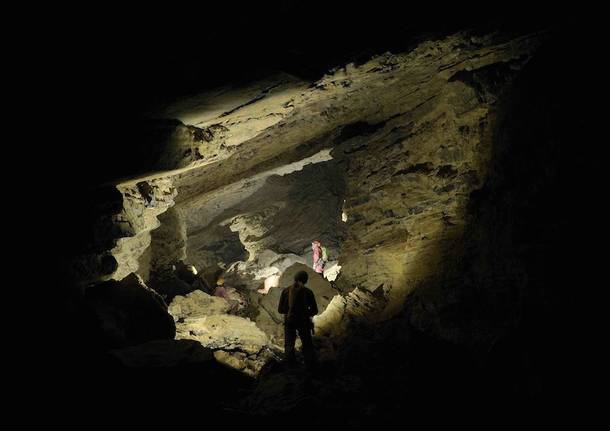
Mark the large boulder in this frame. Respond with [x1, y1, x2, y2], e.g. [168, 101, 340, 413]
[84, 273, 176, 349]
[176, 314, 279, 376]
[168, 290, 230, 321]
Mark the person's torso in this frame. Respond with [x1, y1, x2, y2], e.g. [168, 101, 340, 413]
[285, 285, 312, 324]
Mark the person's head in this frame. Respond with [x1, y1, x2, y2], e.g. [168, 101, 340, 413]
[294, 271, 309, 285]
[216, 276, 225, 286]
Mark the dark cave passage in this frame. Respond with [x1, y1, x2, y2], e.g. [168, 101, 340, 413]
[49, 19, 597, 423]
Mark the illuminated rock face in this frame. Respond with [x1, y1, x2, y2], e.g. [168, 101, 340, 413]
[175, 314, 279, 377]
[319, 68, 505, 344]
[168, 290, 230, 320]
[166, 289, 283, 375]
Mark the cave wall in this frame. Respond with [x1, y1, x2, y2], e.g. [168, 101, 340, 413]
[325, 63, 529, 346]
[332, 75, 497, 313]
[314, 31, 593, 395]
[314, 33, 595, 408]
[313, 39, 547, 341]
[404, 34, 594, 360]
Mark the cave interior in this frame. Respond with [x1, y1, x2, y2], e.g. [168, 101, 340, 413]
[47, 5, 599, 423]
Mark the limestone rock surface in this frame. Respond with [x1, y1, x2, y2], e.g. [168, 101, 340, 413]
[168, 290, 230, 321]
[176, 314, 280, 376]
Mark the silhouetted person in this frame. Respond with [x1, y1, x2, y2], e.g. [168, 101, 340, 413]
[278, 271, 318, 368]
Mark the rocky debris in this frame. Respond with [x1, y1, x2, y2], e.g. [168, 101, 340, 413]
[83, 273, 176, 348]
[168, 290, 230, 321]
[108, 339, 214, 368]
[176, 314, 280, 376]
